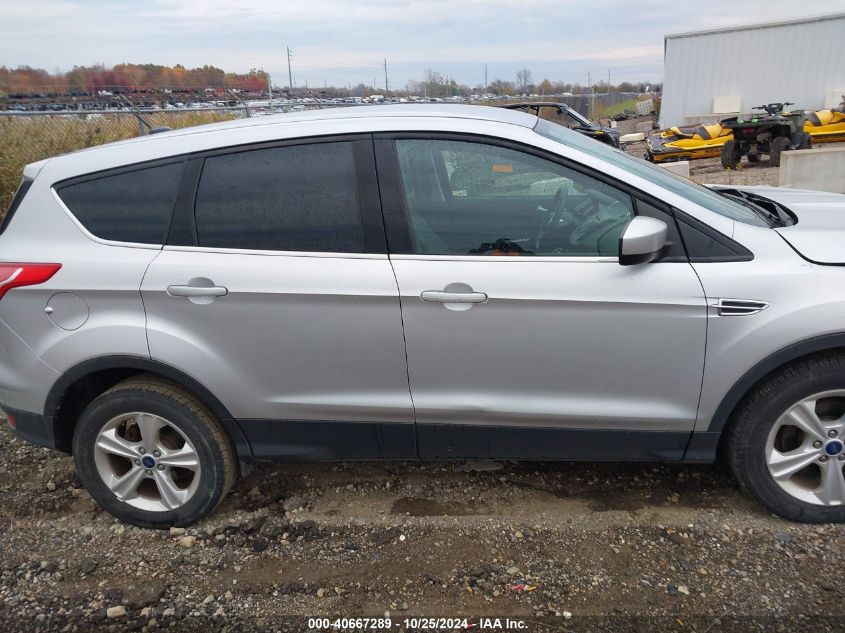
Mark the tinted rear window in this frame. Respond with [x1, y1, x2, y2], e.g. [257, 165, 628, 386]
[57, 163, 182, 244]
[194, 142, 364, 252]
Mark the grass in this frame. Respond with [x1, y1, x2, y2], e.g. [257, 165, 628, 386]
[596, 98, 638, 119]
[0, 110, 242, 217]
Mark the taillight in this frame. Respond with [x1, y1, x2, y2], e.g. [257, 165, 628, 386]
[0, 263, 61, 301]
[5, 412, 15, 429]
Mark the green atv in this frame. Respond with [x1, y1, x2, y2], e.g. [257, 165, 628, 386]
[720, 102, 811, 169]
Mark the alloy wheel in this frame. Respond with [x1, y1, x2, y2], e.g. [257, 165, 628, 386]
[93, 412, 202, 512]
[765, 390, 845, 506]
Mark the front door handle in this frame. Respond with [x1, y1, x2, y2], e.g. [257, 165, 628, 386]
[167, 285, 228, 298]
[421, 290, 487, 304]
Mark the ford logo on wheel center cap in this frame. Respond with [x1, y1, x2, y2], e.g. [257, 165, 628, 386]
[824, 440, 844, 456]
[141, 455, 156, 469]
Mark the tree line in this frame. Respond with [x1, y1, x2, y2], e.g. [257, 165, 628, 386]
[405, 68, 658, 98]
[0, 63, 660, 99]
[0, 64, 270, 95]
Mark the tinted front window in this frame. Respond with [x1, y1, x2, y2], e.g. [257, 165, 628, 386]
[395, 139, 633, 256]
[194, 142, 364, 252]
[58, 163, 182, 243]
[534, 119, 769, 227]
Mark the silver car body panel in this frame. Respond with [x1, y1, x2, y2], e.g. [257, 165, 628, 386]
[689, 216, 845, 433]
[0, 175, 155, 415]
[391, 256, 707, 430]
[710, 185, 845, 264]
[0, 318, 60, 413]
[2, 105, 844, 457]
[141, 249, 413, 423]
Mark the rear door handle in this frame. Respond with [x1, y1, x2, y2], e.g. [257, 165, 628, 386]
[167, 285, 228, 297]
[421, 290, 487, 304]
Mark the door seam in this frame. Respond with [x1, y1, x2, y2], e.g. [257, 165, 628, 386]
[371, 137, 419, 456]
[684, 260, 711, 455]
[138, 248, 165, 360]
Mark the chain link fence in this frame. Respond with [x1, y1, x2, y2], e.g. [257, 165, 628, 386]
[483, 92, 637, 119]
[0, 107, 261, 214]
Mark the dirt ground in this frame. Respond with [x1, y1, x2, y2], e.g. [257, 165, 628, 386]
[1, 416, 844, 633]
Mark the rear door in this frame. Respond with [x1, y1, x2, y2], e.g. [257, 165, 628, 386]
[141, 136, 415, 458]
[376, 134, 708, 460]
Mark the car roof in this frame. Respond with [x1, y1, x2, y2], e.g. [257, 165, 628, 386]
[136, 104, 537, 141]
[36, 105, 546, 181]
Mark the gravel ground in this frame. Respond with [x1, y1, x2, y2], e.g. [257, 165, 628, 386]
[1, 416, 844, 632]
[3, 132, 845, 632]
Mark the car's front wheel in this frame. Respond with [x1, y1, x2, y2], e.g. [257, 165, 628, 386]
[72, 375, 237, 528]
[727, 354, 845, 523]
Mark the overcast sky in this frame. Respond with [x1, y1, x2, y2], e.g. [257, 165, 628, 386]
[3, 1, 843, 89]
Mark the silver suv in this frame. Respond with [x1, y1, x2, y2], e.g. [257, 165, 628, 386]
[3, 105, 845, 527]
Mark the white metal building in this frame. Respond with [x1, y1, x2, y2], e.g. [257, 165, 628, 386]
[659, 12, 845, 128]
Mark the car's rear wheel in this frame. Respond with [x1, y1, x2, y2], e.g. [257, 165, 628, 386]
[72, 375, 237, 528]
[727, 354, 845, 523]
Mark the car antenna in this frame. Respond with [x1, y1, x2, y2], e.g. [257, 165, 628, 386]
[223, 88, 254, 117]
[116, 94, 171, 135]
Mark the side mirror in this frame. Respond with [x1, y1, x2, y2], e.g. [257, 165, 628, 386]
[619, 216, 668, 266]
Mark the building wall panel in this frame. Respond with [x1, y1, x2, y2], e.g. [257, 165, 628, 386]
[660, 14, 845, 128]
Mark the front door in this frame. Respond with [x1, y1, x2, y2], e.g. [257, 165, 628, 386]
[378, 136, 707, 460]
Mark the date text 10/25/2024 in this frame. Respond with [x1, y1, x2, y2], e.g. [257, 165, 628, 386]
[307, 617, 542, 630]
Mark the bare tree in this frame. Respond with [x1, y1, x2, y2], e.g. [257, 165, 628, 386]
[490, 79, 515, 96]
[516, 68, 533, 94]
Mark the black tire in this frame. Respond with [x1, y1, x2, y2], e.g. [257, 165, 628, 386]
[726, 354, 845, 523]
[769, 136, 790, 166]
[798, 132, 812, 150]
[720, 140, 739, 169]
[72, 374, 237, 528]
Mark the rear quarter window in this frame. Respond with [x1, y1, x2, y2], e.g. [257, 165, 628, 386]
[57, 162, 183, 244]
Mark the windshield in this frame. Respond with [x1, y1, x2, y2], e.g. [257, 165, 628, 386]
[560, 105, 592, 127]
[533, 118, 770, 227]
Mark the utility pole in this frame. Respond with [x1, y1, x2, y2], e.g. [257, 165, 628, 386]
[287, 46, 293, 90]
[384, 58, 388, 93]
[267, 73, 272, 109]
[484, 64, 488, 95]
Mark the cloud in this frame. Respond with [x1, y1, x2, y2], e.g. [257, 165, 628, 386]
[0, 0, 833, 86]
